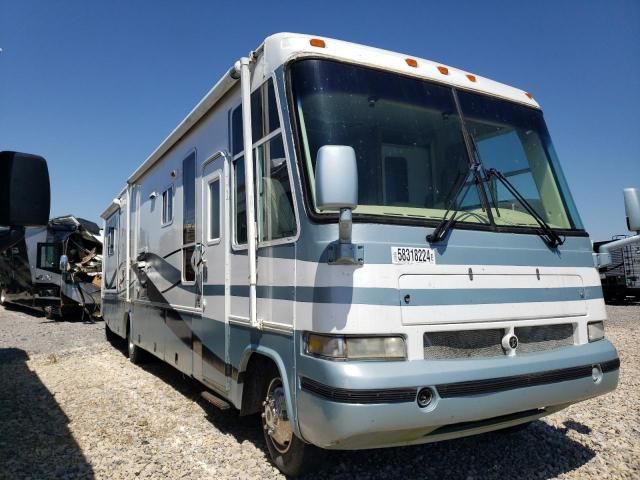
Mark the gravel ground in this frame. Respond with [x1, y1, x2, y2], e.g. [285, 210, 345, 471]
[0, 303, 638, 479]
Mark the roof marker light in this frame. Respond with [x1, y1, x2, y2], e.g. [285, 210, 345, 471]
[405, 58, 418, 68]
[525, 92, 534, 99]
[437, 66, 449, 75]
[310, 38, 326, 48]
[466, 74, 477, 82]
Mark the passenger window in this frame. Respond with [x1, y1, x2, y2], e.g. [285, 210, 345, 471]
[257, 136, 296, 241]
[161, 186, 173, 225]
[231, 77, 295, 246]
[209, 179, 220, 241]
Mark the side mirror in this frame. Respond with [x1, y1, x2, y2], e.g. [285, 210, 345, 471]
[315, 145, 358, 211]
[59, 255, 69, 272]
[0, 151, 50, 226]
[315, 146, 363, 265]
[624, 187, 640, 233]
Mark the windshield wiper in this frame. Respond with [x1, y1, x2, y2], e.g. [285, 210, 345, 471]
[427, 162, 479, 244]
[485, 168, 564, 248]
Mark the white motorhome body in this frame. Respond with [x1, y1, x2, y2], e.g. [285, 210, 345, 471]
[101, 33, 619, 475]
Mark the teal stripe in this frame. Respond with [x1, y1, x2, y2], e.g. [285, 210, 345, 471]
[204, 284, 602, 306]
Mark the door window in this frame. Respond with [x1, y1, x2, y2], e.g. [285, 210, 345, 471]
[182, 152, 196, 282]
[208, 178, 221, 242]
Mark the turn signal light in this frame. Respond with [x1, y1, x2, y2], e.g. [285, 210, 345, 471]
[309, 38, 326, 48]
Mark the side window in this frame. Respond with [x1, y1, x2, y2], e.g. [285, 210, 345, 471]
[161, 186, 173, 225]
[231, 77, 295, 246]
[208, 178, 220, 241]
[107, 227, 115, 256]
[37, 243, 59, 271]
[182, 152, 196, 282]
[233, 157, 247, 244]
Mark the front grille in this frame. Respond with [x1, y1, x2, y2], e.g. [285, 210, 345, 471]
[424, 329, 504, 359]
[515, 324, 574, 353]
[300, 377, 417, 404]
[424, 324, 576, 359]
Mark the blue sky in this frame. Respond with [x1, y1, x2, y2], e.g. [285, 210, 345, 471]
[1, 0, 638, 241]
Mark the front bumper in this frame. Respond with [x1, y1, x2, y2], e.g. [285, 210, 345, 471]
[296, 340, 619, 449]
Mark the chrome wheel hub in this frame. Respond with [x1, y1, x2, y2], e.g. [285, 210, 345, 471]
[262, 378, 293, 453]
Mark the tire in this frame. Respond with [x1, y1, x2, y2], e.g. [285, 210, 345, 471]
[261, 369, 323, 477]
[44, 306, 56, 320]
[105, 322, 116, 344]
[126, 318, 144, 364]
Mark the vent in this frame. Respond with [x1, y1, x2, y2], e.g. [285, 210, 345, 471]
[515, 324, 574, 353]
[424, 330, 504, 359]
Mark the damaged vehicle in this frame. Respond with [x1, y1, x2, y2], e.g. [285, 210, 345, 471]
[0, 215, 102, 319]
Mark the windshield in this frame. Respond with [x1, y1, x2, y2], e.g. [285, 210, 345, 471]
[290, 59, 584, 231]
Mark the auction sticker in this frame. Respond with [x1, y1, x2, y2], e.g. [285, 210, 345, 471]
[391, 247, 436, 265]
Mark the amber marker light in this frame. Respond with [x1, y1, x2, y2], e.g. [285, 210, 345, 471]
[466, 74, 477, 82]
[437, 66, 449, 75]
[405, 58, 418, 68]
[525, 92, 534, 99]
[309, 38, 326, 48]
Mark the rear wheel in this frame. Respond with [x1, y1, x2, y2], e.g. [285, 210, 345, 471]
[261, 371, 322, 476]
[126, 319, 144, 364]
[105, 322, 116, 344]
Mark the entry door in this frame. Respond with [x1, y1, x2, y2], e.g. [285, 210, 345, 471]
[199, 154, 229, 390]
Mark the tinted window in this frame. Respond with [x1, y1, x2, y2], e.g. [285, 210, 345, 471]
[37, 243, 59, 271]
[209, 180, 220, 241]
[182, 152, 196, 281]
[234, 157, 247, 245]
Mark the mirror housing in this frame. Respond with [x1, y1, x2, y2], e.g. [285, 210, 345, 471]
[624, 187, 640, 233]
[315, 145, 358, 211]
[59, 254, 69, 272]
[0, 151, 50, 227]
[315, 146, 363, 265]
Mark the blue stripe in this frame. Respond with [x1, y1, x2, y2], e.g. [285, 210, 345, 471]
[209, 284, 602, 306]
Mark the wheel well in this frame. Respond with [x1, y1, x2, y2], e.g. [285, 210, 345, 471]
[240, 353, 279, 416]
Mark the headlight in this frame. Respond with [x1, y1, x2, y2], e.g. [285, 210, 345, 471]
[587, 321, 605, 342]
[305, 333, 406, 360]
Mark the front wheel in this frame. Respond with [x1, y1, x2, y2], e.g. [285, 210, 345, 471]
[126, 319, 144, 364]
[262, 373, 322, 476]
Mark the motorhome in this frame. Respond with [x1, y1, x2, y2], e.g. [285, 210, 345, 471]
[101, 33, 622, 475]
[0, 215, 102, 319]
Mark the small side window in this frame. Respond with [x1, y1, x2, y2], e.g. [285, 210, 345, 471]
[37, 243, 59, 271]
[107, 227, 115, 256]
[208, 179, 220, 241]
[233, 157, 247, 245]
[161, 186, 173, 225]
